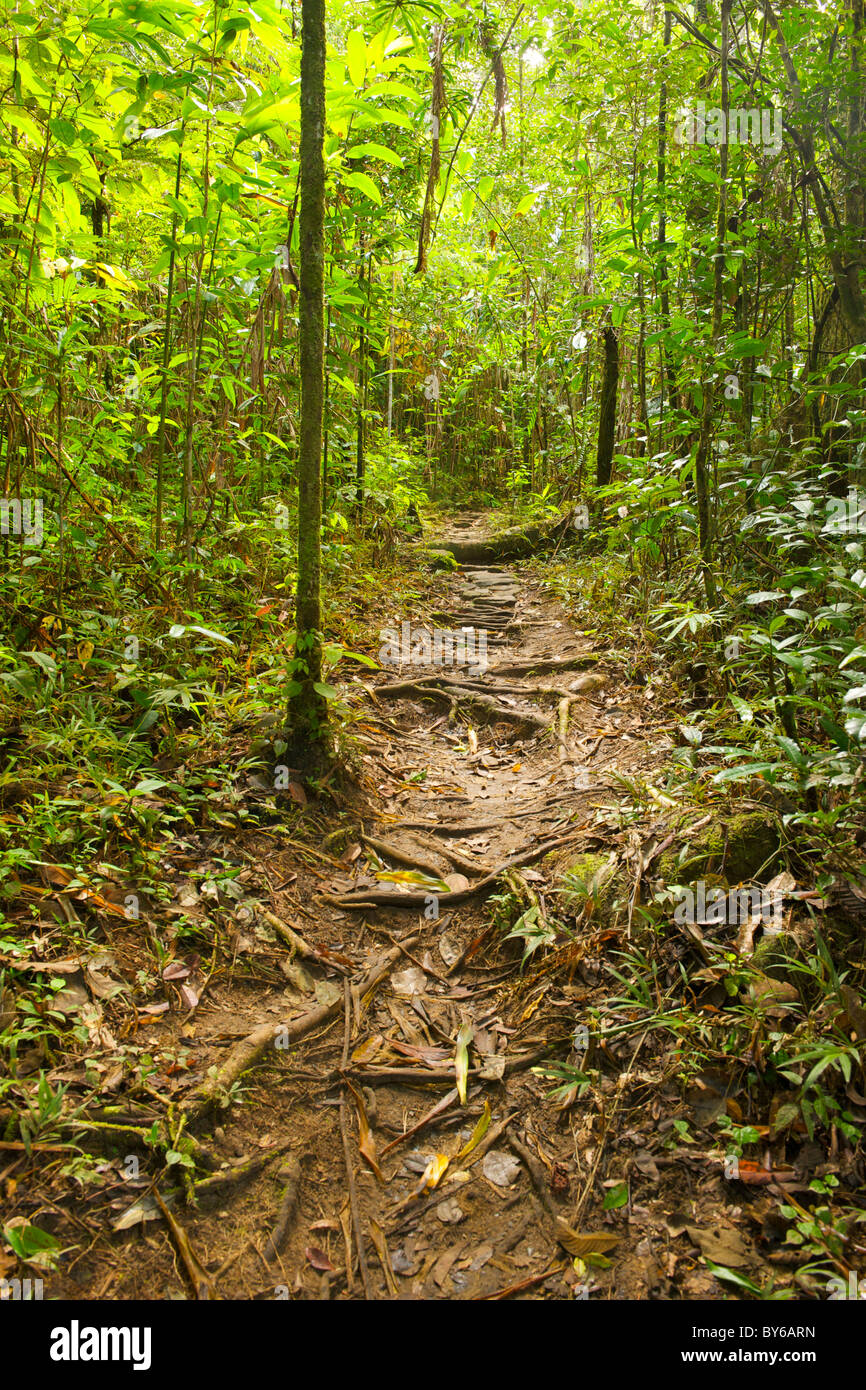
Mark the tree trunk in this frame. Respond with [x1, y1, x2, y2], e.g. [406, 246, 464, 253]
[693, 0, 730, 607]
[656, 8, 680, 417]
[595, 323, 619, 487]
[289, 0, 327, 759]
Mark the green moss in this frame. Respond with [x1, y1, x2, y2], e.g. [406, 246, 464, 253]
[657, 811, 781, 886]
[564, 852, 625, 921]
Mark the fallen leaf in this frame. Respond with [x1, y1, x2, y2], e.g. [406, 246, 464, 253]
[454, 1022, 474, 1105]
[456, 1101, 491, 1161]
[482, 1149, 521, 1187]
[436, 1198, 464, 1224]
[113, 1194, 174, 1230]
[554, 1221, 620, 1257]
[392, 966, 427, 997]
[179, 983, 199, 1011]
[347, 1081, 383, 1182]
[305, 1246, 335, 1273]
[685, 1224, 752, 1268]
[420, 1153, 450, 1193]
[162, 961, 190, 981]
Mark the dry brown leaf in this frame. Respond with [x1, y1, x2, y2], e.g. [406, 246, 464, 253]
[347, 1080, 383, 1182]
[554, 1219, 620, 1257]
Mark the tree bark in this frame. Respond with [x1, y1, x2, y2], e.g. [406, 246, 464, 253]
[692, 0, 729, 608]
[595, 323, 619, 487]
[290, 0, 327, 758]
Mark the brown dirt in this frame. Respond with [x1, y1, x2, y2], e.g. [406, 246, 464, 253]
[2, 513, 772, 1302]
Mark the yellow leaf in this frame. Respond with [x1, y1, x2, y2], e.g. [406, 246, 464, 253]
[351, 1033, 386, 1064]
[376, 869, 451, 892]
[555, 1219, 620, 1257]
[454, 1022, 473, 1104]
[90, 262, 137, 292]
[347, 1081, 382, 1182]
[520, 994, 543, 1024]
[420, 1153, 450, 1192]
[77, 640, 94, 668]
[456, 1100, 490, 1161]
[369, 1219, 399, 1295]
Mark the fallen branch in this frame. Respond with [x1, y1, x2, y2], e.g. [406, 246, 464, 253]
[349, 1045, 554, 1088]
[154, 1190, 215, 1299]
[379, 1088, 459, 1156]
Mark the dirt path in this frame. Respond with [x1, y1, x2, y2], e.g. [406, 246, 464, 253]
[57, 514, 681, 1301]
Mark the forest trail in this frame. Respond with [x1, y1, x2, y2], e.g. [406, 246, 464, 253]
[54, 511, 732, 1303]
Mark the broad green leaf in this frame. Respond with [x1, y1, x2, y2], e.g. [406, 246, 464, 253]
[603, 1182, 629, 1210]
[349, 141, 402, 165]
[346, 30, 367, 89]
[25, 651, 57, 676]
[343, 170, 381, 205]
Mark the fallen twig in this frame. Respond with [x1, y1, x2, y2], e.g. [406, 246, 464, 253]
[340, 979, 374, 1299]
[263, 1156, 302, 1262]
[154, 1190, 215, 1299]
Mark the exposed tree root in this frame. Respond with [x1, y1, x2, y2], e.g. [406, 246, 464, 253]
[320, 829, 585, 909]
[181, 940, 413, 1116]
[491, 655, 599, 677]
[372, 677, 549, 733]
[360, 832, 451, 880]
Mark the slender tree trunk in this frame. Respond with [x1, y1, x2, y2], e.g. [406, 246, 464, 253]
[595, 323, 619, 487]
[322, 302, 331, 514]
[693, 0, 730, 607]
[289, 0, 327, 757]
[656, 9, 679, 417]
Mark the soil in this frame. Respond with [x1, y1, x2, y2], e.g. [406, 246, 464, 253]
[3, 513, 790, 1301]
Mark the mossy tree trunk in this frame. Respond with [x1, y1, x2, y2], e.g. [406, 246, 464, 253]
[289, 0, 327, 760]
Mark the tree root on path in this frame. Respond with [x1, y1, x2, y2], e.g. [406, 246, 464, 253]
[360, 832, 454, 880]
[371, 678, 549, 733]
[320, 829, 585, 909]
[180, 940, 414, 1117]
[257, 908, 351, 975]
[491, 655, 599, 677]
[387, 792, 590, 836]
